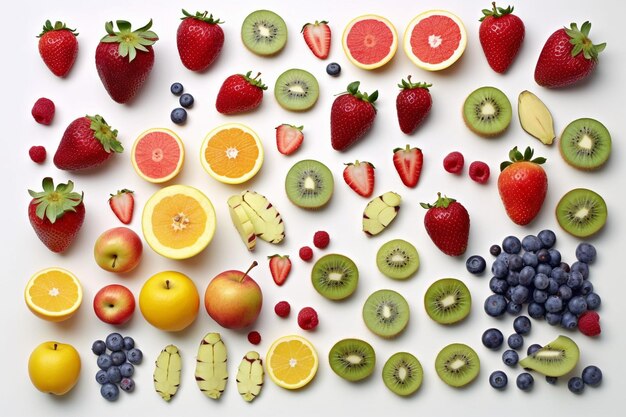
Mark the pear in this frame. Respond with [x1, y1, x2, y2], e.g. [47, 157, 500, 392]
[518, 90, 555, 145]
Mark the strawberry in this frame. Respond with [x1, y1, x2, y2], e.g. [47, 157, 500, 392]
[268, 255, 292, 286]
[421, 193, 470, 257]
[276, 124, 304, 155]
[53, 115, 123, 171]
[177, 10, 224, 72]
[37, 20, 78, 77]
[330, 81, 377, 151]
[396, 77, 432, 134]
[479, 3, 525, 73]
[343, 160, 375, 197]
[301, 20, 331, 59]
[215, 71, 267, 114]
[393, 145, 423, 188]
[498, 146, 547, 225]
[28, 178, 85, 253]
[109, 189, 134, 224]
[535, 22, 606, 88]
[95, 20, 158, 103]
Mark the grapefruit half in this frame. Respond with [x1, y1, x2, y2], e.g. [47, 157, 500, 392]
[131, 128, 185, 183]
[342, 15, 398, 70]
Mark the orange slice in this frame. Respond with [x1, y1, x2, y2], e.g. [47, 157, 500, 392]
[131, 128, 185, 183]
[342, 15, 398, 70]
[266, 335, 319, 390]
[24, 268, 82, 322]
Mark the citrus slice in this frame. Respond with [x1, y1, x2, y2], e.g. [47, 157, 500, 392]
[266, 335, 319, 390]
[404, 10, 467, 71]
[24, 268, 82, 322]
[142, 185, 217, 260]
[342, 14, 398, 70]
[131, 128, 185, 183]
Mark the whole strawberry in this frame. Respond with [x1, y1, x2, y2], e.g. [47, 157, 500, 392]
[215, 71, 267, 114]
[479, 3, 525, 73]
[396, 77, 432, 135]
[54, 115, 123, 171]
[28, 178, 85, 253]
[95, 20, 158, 103]
[421, 194, 470, 257]
[177, 10, 224, 72]
[37, 20, 78, 77]
[498, 146, 547, 225]
[535, 22, 606, 88]
[331, 81, 377, 151]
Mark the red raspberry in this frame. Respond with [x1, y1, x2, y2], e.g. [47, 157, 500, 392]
[29, 146, 47, 164]
[31, 97, 55, 125]
[247, 331, 261, 345]
[274, 301, 291, 318]
[297, 307, 319, 330]
[443, 151, 464, 174]
[299, 246, 313, 261]
[313, 231, 330, 249]
[578, 311, 601, 337]
[469, 161, 490, 184]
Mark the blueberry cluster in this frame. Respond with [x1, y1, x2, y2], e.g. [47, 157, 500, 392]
[170, 82, 194, 124]
[92, 333, 143, 401]
[567, 365, 603, 394]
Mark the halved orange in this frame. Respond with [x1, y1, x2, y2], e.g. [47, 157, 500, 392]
[142, 185, 217, 260]
[200, 123, 264, 184]
[24, 268, 82, 322]
[342, 15, 398, 70]
[266, 335, 319, 390]
[131, 128, 185, 183]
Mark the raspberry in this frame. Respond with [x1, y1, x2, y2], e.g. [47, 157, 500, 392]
[313, 231, 330, 249]
[443, 151, 464, 174]
[247, 331, 261, 345]
[469, 161, 490, 184]
[578, 311, 601, 337]
[274, 301, 291, 318]
[299, 246, 313, 261]
[31, 97, 55, 125]
[297, 307, 319, 330]
[29, 146, 47, 164]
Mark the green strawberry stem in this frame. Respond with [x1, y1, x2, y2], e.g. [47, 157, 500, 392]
[500, 146, 546, 171]
[344, 81, 378, 104]
[300, 20, 329, 32]
[420, 192, 456, 209]
[479, 3, 514, 21]
[88, 115, 123, 153]
[397, 76, 431, 90]
[181, 10, 223, 24]
[393, 144, 415, 153]
[566, 22, 606, 60]
[28, 178, 83, 224]
[243, 71, 268, 90]
[37, 20, 78, 37]
[100, 19, 158, 62]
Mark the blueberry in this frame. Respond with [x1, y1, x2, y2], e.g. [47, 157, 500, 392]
[557, 285, 573, 301]
[576, 243, 597, 264]
[527, 302, 545, 319]
[326, 62, 341, 76]
[111, 350, 126, 366]
[581, 365, 602, 386]
[106, 366, 122, 384]
[580, 280, 594, 295]
[170, 82, 184, 96]
[502, 349, 519, 366]
[496, 253, 510, 266]
[482, 328, 504, 349]
[536, 249, 550, 264]
[586, 293, 601, 310]
[100, 383, 119, 401]
[92, 340, 106, 356]
[489, 277, 509, 294]
[513, 316, 531, 335]
[120, 377, 135, 392]
[466, 255, 486, 274]
[521, 235, 542, 252]
[536, 263, 552, 276]
[567, 271, 583, 290]
[506, 271, 520, 286]
[527, 344, 542, 355]
[484, 294, 507, 317]
[544, 295, 563, 313]
[550, 267, 568, 284]
[97, 354, 113, 370]
[490, 245, 502, 256]
[533, 273, 549, 290]
[489, 370, 508, 389]
[546, 312, 563, 326]
[559, 262, 571, 272]
[533, 289, 548, 304]
[105, 333, 124, 352]
[127, 348, 143, 364]
[522, 252, 538, 268]
[508, 255, 524, 272]
[120, 362, 135, 378]
[547, 278, 559, 295]
[491, 260, 508, 278]
[537, 229, 556, 248]
[123, 336, 135, 351]
[561, 311, 578, 329]
[170, 107, 187, 124]
[505, 286, 514, 301]
[95, 369, 109, 384]
[179, 93, 194, 108]
[516, 372, 534, 391]
[508, 333, 524, 350]
[506, 301, 522, 315]
[546, 376, 558, 385]
[502, 236, 522, 254]
[548, 249, 562, 267]
[570, 262, 589, 279]
[568, 296, 588, 316]
[519, 266, 535, 286]
[568, 376, 585, 394]
[510, 285, 529, 304]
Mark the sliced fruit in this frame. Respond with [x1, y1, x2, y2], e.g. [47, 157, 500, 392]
[362, 289, 410, 338]
[519, 335, 579, 377]
[342, 14, 398, 70]
[241, 10, 288, 56]
[382, 352, 423, 396]
[376, 239, 420, 280]
[363, 191, 401, 236]
[227, 195, 256, 250]
[274, 69, 319, 112]
[463, 86, 512, 137]
[276, 124, 304, 155]
[236, 351, 264, 402]
[559, 118, 611, 170]
[266, 335, 318, 390]
[311, 253, 359, 301]
[131, 128, 184, 183]
[285, 159, 334, 209]
[302, 20, 331, 59]
[195, 332, 228, 400]
[328, 338, 376, 381]
[24, 267, 82, 322]
[435, 343, 480, 387]
[518, 90, 555, 145]
[424, 278, 471, 325]
[556, 188, 607, 238]
[153, 344, 182, 402]
[269, 255, 291, 286]
[241, 190, 285, 244]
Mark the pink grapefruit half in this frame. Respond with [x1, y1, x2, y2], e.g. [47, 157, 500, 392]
[131, 128, 185, 183]
[342, 14, 398, 70]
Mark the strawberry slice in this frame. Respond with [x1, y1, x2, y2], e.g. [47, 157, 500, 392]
[276, 124, 304, 155]
[109, 189, 134, 224]
[393, 145, 423, 188]
[302, 21, 331, 59]
[343, 160, 375, 197]
[269, 255, 292, 286]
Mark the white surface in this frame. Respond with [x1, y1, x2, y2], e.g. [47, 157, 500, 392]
[3, 0, 625, 415]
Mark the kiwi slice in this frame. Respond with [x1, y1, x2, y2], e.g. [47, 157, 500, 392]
[241, 10, 288, 56]
[311, 254, 359, 300]
[556, 188, 607, 238]
[376, 239, 419, 280]
[382, 352, 423, 396]
[274, 69, 319, 111]
[328, 338, 376, 382]
[559, 118, 611, 170]
[435, 343, 480, 388]
[463, 86, 512, 136]
[519, 335, 579, 377]
[362, 289, 410, 338]
[285, 159, 334, 209]
[424, 278, 471, 325]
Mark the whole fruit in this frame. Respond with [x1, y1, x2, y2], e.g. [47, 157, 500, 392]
[421, 193, 470, 256]
[37, 20, 78, 77]
[93, 227, 143, 273]
[396, 77, 432, 135]
[215, 71, 267, 114]
[331, 81, 377, 151]
[479, 4, 525, 73]
[93, 284, 136, 325]
[177, 10, 224, 71]
[28, 341, 81, 395]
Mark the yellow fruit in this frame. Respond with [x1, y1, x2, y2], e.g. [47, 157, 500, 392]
[28, 341, 81, 395]
[24, 267, 82, 322]
[131, 128, 185, 184]
[266, 335, 318, 390]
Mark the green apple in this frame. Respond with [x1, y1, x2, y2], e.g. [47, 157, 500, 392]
[94, 227, 143, 273]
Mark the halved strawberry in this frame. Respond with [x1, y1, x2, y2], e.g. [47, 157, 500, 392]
[343, 160, 375, 197]
[301, 21, 331, 59]
[269, 255, 291, 286]
[109, 189, 134, 224]
[393, 145, 423, 188]
[276, 124, 304, 155]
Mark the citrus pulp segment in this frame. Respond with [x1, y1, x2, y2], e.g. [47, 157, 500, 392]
[342, 14, 398, 70]
[24, 267, 82, 322]
[266, 335, 319, 389]
[131, 128, 185, 183]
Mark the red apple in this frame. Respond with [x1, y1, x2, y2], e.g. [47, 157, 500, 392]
[93, 284, 135, 325]
[204, 261, 263, 329]
[94, 227, 143, 273]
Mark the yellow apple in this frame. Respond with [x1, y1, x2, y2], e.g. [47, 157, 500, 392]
[139, 271, 199, 331]
[28, 341, 81, 395]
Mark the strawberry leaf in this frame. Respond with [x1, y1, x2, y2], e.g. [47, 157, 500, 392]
[28, 178, 83, 223]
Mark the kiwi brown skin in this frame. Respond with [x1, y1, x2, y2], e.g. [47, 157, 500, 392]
[435, 343, 480, 388]
[462, 86, 512, 137]
[558, 118, 612, 171]
[328, 338, 376, 382]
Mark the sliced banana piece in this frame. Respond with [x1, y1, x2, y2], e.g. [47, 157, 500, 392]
[153, 344, 182, 402]
[363, 191, 401, 236]
[195, 332, 228, 400]
[236, 351, 264, 402]
[228, 194, 256, 250]
[241, 190, 285, 244]
[518, 90, 555, 145]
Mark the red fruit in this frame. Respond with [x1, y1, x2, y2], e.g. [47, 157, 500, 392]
[535, 22, 606, 88]
[31, 98, 55, 125]
[396, 77, 432, 134]
[443, 151, 464, 174]
[578, 311, 601, 337]
[54, 115, 123, 171]
[498, 146, 547, 225]
[109, 189, 134, 224]
[247, 331, 262, 345]
[479, 3, 525, 73]
[95, 20, 158, 103]
[276, 124, 304, 155]
[28, 177, 85, 253]
[299, 246, 314, 262]
[274, 301, 291, 318]
[297, 307, 319, 330]
[469, 161, 490, 184]
[421, 193, 470, 257]
[330, 81, 377, 151]
[29, 146, 47, 164]
[343, 160, 375, 197]
[268, 255, 292, 286]
[215, 72, 267, 114]
[313, 231, 330, 249]
[177, 10, 224, 72]
[37, 20, 78, 77]
[302, 20, 331, 59]
[393, 145, 423, 188]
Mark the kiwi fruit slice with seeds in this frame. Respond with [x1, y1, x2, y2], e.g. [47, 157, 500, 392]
[362, 289, 410, 338]
[519, 335, 579, 377]
[241, 10, 288, 56]
[424, 278, 471, 325]
[556, 188, 607, 238]
[382, 352, 423, 396]
[311, 254, 359, 300]
[285, 159, 334, 209]
[559, 118, 611, 170]
[328, 338, 376, 382]
[274, 69, 320, 111]
[463, 86, 512, 136]
[376, 239, 419, 280]
[435, 343, 480, 388]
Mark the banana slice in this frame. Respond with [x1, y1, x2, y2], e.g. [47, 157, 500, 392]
[518, 90, 555, 145]
[195, 332, 228, 400]
[363, 192, 401, 236]
[241, 190, 285, 244]
[153, 344, 182, 402]
[236, 351, 264, 402]
[228, 195, 256, 250]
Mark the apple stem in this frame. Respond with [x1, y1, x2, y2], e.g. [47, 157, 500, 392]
[165, 280, 170, 289]
[239, 261, 258, 283]
[53, 343, 58, 350]
[111, 255, 117, 268]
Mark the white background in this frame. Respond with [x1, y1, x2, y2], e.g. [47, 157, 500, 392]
[2, 0, 624, 415]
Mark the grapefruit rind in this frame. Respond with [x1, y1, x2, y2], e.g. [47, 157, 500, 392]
[342, 14, 398, 70]
[24, 267, 83, 322]
[131, 128, 185, 184]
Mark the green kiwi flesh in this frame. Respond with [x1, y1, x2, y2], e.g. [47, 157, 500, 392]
[435, 343, 480, 388]
[362, 289, 410, 338]
[376, 239, 420, 280]
[274, 69, 319, 111]
[463, 86, 512, 136]
[285, 159, 334, 209]
[556, 188, 607, 238]
[328, 338, 376, 382]
[382, 352, 423, 396]
[424, 278, 471, 325]
[311, 254, 358, 300]
[241, 10, 288, 56]
[519, 335, 579, 377]
[559, 118, 611, 170]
